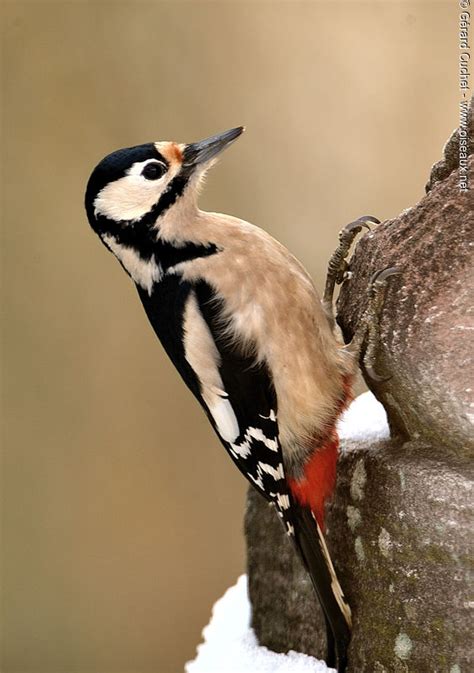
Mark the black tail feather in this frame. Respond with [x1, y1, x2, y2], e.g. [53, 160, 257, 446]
[292, 504, 351, 672]
[324, 614, 336, 669]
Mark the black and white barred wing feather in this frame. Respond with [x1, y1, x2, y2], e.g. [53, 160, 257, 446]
[183, 283, 293, 534]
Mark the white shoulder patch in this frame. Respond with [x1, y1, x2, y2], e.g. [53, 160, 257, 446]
[183, 292, 240, 443]
[209, 397, 240, 443]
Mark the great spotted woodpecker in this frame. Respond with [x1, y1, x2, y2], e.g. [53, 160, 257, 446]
[85, 127, 396, 672]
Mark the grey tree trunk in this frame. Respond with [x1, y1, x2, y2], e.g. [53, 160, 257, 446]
[245, 97, 473, 672]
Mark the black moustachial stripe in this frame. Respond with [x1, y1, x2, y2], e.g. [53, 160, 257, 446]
[100, 212, 218, 273]
[89, 173, 190, 239]
[144, 175, 189, 222]
[156, 239, 219, 272]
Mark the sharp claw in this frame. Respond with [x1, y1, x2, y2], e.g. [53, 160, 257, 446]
[343, 220, 370, 234]
[364, 365, 392, 383]
[357, 215, 381, 225]
[370, 266, 401, 285]
[344, 215, 380, 232]
[356, 265, 400, 382]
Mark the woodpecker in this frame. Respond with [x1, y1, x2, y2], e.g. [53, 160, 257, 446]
[85, 127, 395, 672]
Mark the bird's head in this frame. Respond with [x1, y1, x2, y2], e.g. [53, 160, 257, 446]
[85, 127, 244, 238]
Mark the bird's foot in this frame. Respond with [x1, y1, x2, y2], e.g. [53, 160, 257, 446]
[323, 216, 379, 329]
[346, 266, 401, 381]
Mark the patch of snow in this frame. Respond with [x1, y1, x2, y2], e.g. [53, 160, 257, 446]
[337, 391, 389, 442]
[185, 575, 334, 673]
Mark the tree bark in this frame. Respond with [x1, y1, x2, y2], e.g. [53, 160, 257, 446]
[245, 96, 473, 672]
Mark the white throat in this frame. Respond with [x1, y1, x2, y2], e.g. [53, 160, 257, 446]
[153, 177, 200, 246]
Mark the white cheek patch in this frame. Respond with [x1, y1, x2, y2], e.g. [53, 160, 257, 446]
[102, 235, 162, 294]
[94, 159, 169, 222]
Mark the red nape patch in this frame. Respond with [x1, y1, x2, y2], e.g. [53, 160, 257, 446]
[288, 431, 339, 532]
[168, 143, 183, 163]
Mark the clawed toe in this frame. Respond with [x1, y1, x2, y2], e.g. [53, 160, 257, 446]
[343, 215, 380, 235]
[364, 364, 392, 383]
[347, 266, 401, 382]
[323, 216, 380, 329]
[370, 266, 400, 286]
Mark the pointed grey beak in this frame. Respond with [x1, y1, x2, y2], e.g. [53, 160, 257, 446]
[183, 127, 244, 169]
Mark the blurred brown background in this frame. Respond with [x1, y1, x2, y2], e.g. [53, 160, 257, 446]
[2, 2, 459, 672]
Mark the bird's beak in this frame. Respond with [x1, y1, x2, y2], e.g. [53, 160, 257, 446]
[183, 127, 245, 169]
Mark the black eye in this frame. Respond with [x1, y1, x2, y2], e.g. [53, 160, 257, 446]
[142, 162, 166, 180]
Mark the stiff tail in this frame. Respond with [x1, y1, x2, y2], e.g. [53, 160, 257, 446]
[292, 503, 351, 672]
